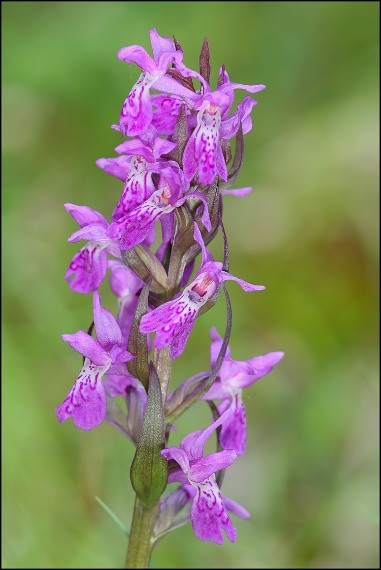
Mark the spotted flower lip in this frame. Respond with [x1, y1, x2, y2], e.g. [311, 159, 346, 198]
[203, 327, 284, 455]
[117, 29, 197, 137]
[107, 163, 212, 252]
[64, 204, 120, 294]
[140, 259, 265, 359]
[182, 71, 266, 184]
[56, 292, 135, 431]
[161, 409, 239, 544]
[97, 137, 177, 222]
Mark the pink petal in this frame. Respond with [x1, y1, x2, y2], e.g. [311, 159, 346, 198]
[117, 45, 157, 74]
[93, 291, 123, 351]
[96, 155, 131, 182]
[62, 331, 110, 366]
[64, 203, 108, 228]
[189, 450, 237, 483]
[55, 360, 108, 430]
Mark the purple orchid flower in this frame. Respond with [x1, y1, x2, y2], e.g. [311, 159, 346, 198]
[56, 292, 135, 430]
[140, 253, 265, 359]
[97, 137, 177, 221]
[182, 71, 265, 185]
[64, 204, 121, 294]
[161, 409, 240, 544]
[107, 162, 211, 252]
[117, 29, 198, 137]
[155, 483, 250, 539]
[203, 328, 284, 455]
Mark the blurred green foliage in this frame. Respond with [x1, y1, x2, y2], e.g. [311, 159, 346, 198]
[2, 2, 379, 568]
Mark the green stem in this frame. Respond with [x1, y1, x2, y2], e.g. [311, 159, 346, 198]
[125, 497, 158, 568]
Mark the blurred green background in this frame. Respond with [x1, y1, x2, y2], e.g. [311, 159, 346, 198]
[2, 2, 379, 568]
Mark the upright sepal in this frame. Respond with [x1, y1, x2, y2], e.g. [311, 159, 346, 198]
[130, 363, 168, 507]
[199, 37, 211, 84]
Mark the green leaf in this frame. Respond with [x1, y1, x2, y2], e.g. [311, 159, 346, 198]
[127, 282, 150, 390]
[95, 496, 129, 536]
[130, 363, 168, 507]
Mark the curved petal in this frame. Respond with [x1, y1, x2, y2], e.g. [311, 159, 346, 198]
[62, 331, 110, 366]
[218, 82, 266, 95]
[93, 291, 123, 351]
[220, 186, 253, 198]
[114, 140, 155, 163]
[96, 155, 131, 182]
[189, 450, 237, 483]
[64, 203, 108, 228]
[149, 28, 176, 63]
[67, 224, 108, 243]
[117, 45, 157, 74]
[220, 271, 265, 292]
[232, 351, 285, 389]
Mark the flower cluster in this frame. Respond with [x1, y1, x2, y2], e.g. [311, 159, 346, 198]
[57, 29, 283, 552]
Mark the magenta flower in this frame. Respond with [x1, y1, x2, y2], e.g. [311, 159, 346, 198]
[56, 292, 134, 430]
[203, 328, 284, 455]
[107, 163, 212, 252]
[140, 260, 265, 359]
[65, 204, 120, 294]
[183, 74, 265, 185]
[97, 137, 176, 221]
[162, 409, 239, 544]
[156, 483, 250, 539]
[117, 29, 197, 136]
